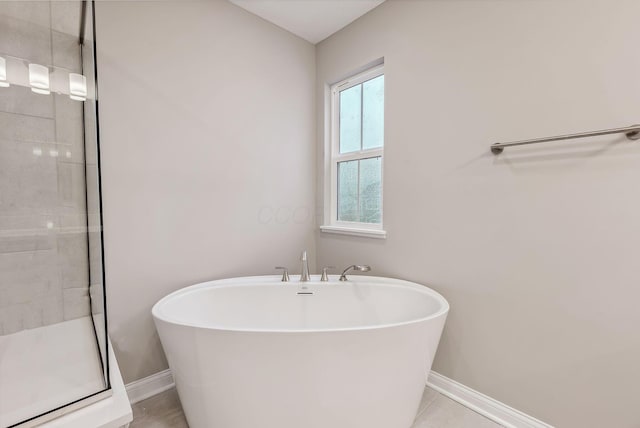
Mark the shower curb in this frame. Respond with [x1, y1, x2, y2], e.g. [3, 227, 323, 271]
[427, 371, 554, 428]
[125, 369, 174, 404]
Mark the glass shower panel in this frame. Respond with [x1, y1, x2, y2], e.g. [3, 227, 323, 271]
[0, 1, 109, 426]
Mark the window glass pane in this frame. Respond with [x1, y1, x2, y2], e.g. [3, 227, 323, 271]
[362, 75, 384, 150]
[337, 160, 358, 221]
[359, 157, 382, 223]
[339, 84, 361, 153]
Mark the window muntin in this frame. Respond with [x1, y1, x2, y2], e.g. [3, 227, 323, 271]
[327, 65, 384, 232]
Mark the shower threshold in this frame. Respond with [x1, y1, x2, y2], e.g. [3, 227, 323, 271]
[0, 317, 131, 428]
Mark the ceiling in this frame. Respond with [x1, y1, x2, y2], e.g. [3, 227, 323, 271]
[228, 0, 386, 44]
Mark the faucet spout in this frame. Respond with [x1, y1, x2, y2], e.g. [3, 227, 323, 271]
[339, 264, 371, 281]
[300, 250, 310, 282]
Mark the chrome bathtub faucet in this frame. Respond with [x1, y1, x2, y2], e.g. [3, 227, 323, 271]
[274, 266, 289, 282]
[320, 266, 335, 282]
[339, 265, 371, 281]
[299, 250, 310, 282]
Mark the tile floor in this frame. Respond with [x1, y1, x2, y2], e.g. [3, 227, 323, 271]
[130, 386, 503, 428]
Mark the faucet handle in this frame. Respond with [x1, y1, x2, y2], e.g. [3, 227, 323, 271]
[274, 266, 289, 282]
[339, 265, 371, 281]
[320, 266, 335, 282]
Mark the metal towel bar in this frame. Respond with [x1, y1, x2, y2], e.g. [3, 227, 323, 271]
[491, 124, 640, 154]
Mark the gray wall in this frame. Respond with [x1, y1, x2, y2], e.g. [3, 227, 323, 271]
[0, 1, 90, 335]
[315, 1, 640, 427]
[95, 0, 316, 383]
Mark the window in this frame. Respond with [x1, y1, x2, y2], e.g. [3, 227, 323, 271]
[321, 64, 386, 239]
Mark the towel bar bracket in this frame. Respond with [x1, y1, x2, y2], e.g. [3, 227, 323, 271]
[626, 128, 640, 141]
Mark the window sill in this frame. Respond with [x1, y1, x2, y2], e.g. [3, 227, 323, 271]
[320, 225, 387, 239]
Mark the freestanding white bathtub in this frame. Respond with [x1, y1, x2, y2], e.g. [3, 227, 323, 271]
[152, 275, 449, 428]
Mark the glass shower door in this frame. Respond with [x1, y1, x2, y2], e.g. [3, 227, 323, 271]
[0, 1, 109, 426]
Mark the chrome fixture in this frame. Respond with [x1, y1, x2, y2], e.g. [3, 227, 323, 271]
[0, 56, 9, 87]
[275, 266, 289, 282]
[490, 124, 640, 154]
[299, 250, 310, 282]
[69, 73, 87, 101]
[0, 55, 87, 100]
[320, 266, 335, 282]
[339, 265, 371, 281]
[28, 63, 50, 95]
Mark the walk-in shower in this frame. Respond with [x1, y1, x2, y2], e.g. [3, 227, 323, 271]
[0, 1, 110, 426]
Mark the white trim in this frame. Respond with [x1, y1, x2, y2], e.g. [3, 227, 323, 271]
[320, 225, 387, 239]
[333, 63, 384, 95]
[125, 369, 174, 404]
[324, 63, 385, 231]
[333, 147, 383, 163]
[427, 371, 554, 428]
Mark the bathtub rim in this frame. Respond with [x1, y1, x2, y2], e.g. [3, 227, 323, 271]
[152, 275, 449, 334]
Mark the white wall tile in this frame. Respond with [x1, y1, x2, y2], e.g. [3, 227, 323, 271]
[0, 138, 59, 218]
[54, 93, 84, 148]
[0, 1, 51, 28]
[50, 1, 82, 37]
[0, 85, 55, 118]
[63, 287, 90, 320]
[0, 111, 55, 143]
[57, 233, 89, 287]
[0, 14, 52, 66]
[52, 30, 82, 72]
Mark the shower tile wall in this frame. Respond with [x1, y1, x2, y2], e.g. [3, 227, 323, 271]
[0, 1, 90, 335]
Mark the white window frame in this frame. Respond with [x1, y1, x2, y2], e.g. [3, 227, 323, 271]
[320, 64, 387, 239]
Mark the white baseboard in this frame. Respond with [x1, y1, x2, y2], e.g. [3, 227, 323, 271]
[126, 368, 553, 428]
[125, 369, 175, 404]
[427, 371, 554, 428]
